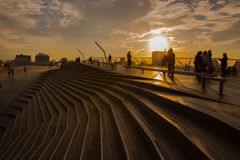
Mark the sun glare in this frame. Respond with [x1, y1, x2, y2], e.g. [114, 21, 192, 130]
[150, 37, 167, 51]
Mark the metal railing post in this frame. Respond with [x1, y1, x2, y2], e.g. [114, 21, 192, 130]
[77, 49, 85, 62]
[95, 42, 108, 68]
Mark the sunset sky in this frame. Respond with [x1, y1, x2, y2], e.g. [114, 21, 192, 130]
[0, 0, 240, 61]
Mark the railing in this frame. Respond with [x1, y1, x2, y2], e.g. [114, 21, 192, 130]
[91, 57, 240, 75]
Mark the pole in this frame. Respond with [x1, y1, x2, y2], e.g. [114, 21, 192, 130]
[95, 42, 108, 67]
[77, 49, 85, 62]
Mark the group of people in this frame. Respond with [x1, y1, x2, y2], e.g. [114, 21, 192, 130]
[7, 66, 27, 76]
[89, 49, 229, 77]
[194, 50, 228, 76]
[8, 68, 14, 76]
[75, 57, 81, 62]
[194, 50, 213, 74]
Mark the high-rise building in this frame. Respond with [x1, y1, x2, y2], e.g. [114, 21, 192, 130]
[152, 51, 167, 66]
[16, 54, 31, 61]
[35, 53, 50, 62]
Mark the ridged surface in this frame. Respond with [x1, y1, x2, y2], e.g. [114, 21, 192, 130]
[0, 62, 240, 160]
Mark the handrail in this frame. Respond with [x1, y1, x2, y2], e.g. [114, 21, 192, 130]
[77, 49, 85, 61]
[122, 65, 217, 77]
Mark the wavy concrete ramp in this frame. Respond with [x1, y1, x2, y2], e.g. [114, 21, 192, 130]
[0, 62, 240, 160]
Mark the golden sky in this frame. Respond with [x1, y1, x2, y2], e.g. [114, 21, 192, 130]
[0, 0, 240, 61]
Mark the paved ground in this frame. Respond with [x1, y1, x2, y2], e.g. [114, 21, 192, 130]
[0, 66, 55, 112]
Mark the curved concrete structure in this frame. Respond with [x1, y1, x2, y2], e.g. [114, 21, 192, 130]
[0, 63, 240, 160]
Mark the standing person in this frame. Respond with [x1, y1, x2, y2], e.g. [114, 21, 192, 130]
[127, 51, 132, 66]
[24, 66, 27, 73]
[167, 48, 175, 77]
[207, 51, 213, 74]
[89, 57, 92, 64]
[8, 68, 10, 76]
[108, 54, 112, 64]
[202, 51, 208, 73]
[218, 53, 228, 76]
[11, 68, 14, 76]
[194, 51, 203, 73]
[184, 63, 188, 71]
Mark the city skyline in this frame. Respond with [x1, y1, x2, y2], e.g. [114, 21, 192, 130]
[0, 0, 240, 61]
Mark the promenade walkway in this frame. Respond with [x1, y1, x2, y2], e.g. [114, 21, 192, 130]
[0, 66, 53, 112]
[0, 63, 239, 160]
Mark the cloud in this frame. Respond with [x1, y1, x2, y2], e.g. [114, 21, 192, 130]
[109, 0, 240, 55]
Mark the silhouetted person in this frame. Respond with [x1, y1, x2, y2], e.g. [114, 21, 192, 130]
[167, 48, 175, 77]
[24, 66, 27, 73]
[218, 53, 228, 76]
[108, 54, 112, 64]
[184, 63, 188, 71]
[202, 51, 208, 73]
[127, 51, 132, 66]
[8, 68, 10, 76]
[89, 57, 92, 64]
[11, 68, 14, 76]
[207, 51, 213, 74]
[194, 51, 203, 73]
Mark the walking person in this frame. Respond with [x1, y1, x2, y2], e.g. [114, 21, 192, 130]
[202, 51, 208, 73]
[24, 66, 27, 73]
[207, 51, 213, 74]
[127, 51, 132, 66]
[218, 53, 228, 76]
[108, 54, 112, 64]
[11, 68, 14, 76]
[167, 48, 175, 77]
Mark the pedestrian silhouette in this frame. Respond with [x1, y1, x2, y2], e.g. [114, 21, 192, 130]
[11, 68, 14, 76]
[218, 53, 228, 76]
[108, 54, 112, 64]
[127, 51, 132, 66]
[167, 48, 175, 77]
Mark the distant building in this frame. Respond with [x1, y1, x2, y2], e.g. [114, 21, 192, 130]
[12, 54, 32, 66]
[16, 54, 31, 61]
[152, 51, 167, 66]
[35, 53, 50, 63]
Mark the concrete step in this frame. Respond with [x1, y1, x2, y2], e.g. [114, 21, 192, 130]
[45, 79, 98, 160]
[0, 127, 6, 148]
[49, 76, 162, 160]
[6, 95, 38, 159]
[20, 89, 52, 159]
[0, 114, 16, 150]
[0, 98, 29, 159]
[51, 75, 209, 159]
[13, 93, 44, 159]
[45, 80, 89, 160]
[48, 77, 126, 160]
[35, 82, 68, 159]
[28, 85, 60, 159]
[57, 71, 228, 104]
[59, 74, 240, 159]
[43, 80, 80, 159]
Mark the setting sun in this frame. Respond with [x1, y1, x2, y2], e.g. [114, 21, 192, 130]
[150, 37, 167, 51]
